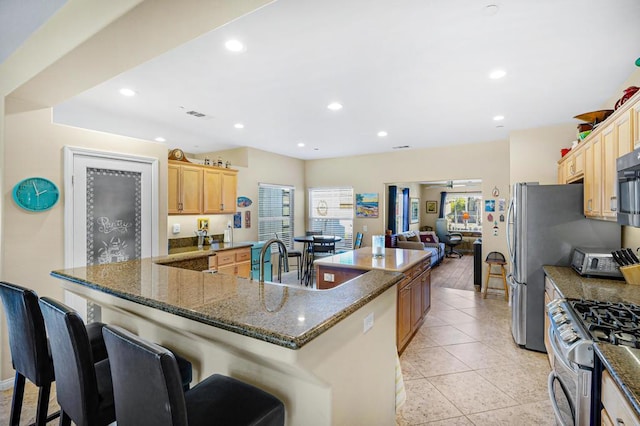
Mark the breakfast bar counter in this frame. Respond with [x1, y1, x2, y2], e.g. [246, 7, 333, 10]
[51, 258, 402, 425]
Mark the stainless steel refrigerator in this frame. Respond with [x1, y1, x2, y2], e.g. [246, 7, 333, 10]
[506, 183, 621, 352]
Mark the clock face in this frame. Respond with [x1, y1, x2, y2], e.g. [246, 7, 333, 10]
[12, 177, 60, 212]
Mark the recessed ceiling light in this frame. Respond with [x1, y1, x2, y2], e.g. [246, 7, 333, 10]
[484, 4, 499, 16]
[234, 123, 244, 129]
[493, 115, 505, 121]
[224, 39, 245, 53]
[119, 88, 136, 97]
[327, 102, 343, 111]
[489, 69, 506, 79]
[377, 131, 388, 137]
[154, 137, 166, 142]
[297, 142, 305, 147]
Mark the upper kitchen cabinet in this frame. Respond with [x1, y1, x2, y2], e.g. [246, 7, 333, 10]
[203, 168, 237, 214]
[563, 144, 585, 184]
[168, 160, 237, 215]
[168, 162, 203, 214]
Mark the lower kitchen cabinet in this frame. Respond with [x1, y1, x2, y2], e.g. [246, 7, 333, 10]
[397, 260, 431, 354]
[601, 369, 640, 426]
[213, 247, 251, 279]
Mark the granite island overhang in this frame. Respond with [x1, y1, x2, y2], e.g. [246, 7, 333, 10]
[51, 258, 404, 425]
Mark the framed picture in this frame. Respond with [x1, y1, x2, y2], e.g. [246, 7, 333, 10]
[410, 198, 419, 223]
[355, 192, 379, 218]
[426, 200, 437, 214]
[197, 218, 209, 231]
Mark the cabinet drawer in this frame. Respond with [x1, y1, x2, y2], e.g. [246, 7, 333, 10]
[602, 370, 640, 426]
[208, 254, 218, 269]
[235, 249, 251, 262]
[217, 252, 235, 266]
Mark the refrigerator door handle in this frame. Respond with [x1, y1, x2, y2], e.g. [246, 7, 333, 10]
[506, 197, 516, 274]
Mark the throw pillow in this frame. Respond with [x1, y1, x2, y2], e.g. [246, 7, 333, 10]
[419, 232, 438, 244]
[408, 234, 420, 242]
[397, 234, 407, 241]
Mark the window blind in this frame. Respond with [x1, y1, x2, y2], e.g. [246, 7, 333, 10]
[308, 187, 354, 249]
[258, 184, 295, 248]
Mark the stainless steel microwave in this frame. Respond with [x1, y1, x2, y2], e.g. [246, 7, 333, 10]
[617, 147, 640, 227]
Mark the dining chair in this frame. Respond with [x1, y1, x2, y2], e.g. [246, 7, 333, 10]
[354, 232, 363, 249]
[39, 297, 116, 426]
[302, 236, 336, 287]
[102, 324, 285, 426]
[275, 233, 302, 280]
[0, 282, 108, 426]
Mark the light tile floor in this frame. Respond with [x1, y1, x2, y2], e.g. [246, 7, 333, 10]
[396, 285, 555, 425]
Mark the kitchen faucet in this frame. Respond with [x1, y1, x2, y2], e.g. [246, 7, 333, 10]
[259, 238, 288, 283]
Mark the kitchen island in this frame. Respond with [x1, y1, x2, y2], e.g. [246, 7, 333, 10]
[314, 247, 431, 352]
[52, 258, 403, 425]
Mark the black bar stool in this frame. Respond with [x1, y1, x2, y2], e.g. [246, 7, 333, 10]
[102, 324, 285, 426]
[0, 282, 108, 426]
[38, 297, 116, 426]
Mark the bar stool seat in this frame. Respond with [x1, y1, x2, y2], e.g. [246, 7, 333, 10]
[483, 252, 509, 300]
[102, 324, 285, 426]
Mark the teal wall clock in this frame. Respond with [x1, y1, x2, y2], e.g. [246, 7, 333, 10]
[12, 177, 60, 212]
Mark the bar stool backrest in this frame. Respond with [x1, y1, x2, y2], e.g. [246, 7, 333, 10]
[103, 325, 189, 426]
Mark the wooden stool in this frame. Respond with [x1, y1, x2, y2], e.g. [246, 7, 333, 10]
[483, 252, 508, 300]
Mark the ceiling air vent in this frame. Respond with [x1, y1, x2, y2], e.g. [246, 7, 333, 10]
[186, 110, 206, 118]
[392, 145, 410, 150]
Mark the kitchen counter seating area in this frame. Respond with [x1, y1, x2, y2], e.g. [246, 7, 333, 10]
[51, 256, 404, 425]
[544, 266, 640, 423]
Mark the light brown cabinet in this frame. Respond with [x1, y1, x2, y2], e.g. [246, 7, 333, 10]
[397, 260, 431, 353]
[203, 168, 237, 214]
[169, 160, 237, 215]
[168, 163, 203, 214]
[601, 369, 640, 426]
[558, 93, 640, 220]
[543, 276, 559, 369]
[215, 247, 251, 279]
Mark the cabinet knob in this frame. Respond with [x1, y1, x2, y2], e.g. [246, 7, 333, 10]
[616, 418, 625, 425]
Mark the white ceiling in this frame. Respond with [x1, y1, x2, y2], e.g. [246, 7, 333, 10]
[40, 1, 640, 159]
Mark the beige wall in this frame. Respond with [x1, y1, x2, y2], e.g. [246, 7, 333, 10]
[509, 123, 576, 185]
[305, 139, 510, 265]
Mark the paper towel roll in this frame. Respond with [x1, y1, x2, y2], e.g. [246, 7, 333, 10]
[223, 229, 231, 243]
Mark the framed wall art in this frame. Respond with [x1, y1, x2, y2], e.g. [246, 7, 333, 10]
[426, 200, 437, 214]
[355, 193, 379, 218]
[410, 198, 419, 223]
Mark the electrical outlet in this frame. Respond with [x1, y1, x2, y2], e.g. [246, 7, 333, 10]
[363, 225, 368, 232]
[323, 273, 335, 282]
[172, 223, 181, 234]
[363, 313, 374, 333]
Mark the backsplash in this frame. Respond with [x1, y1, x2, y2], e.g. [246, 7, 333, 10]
[168, 234, 224, 250]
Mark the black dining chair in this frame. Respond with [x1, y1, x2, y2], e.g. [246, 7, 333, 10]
[354, 232, 363, 249]
[102, 324, 285, 426]
[38, 297, 116, 426]
[275, 233, 302, 281]
[302, 236, 336, 286]
[0, 282, 108, 426]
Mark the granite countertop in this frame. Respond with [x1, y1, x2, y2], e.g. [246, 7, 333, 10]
[544, 266, 640, 418]
[594, 343, 640, 418]
[543, 265, 640, 305]
[51, 258, 403, 349]
[314, 247, 431, 272]
[156, 242, 254, 264]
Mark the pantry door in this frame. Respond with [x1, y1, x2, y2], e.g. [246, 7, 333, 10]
[63, 147, 158, 318]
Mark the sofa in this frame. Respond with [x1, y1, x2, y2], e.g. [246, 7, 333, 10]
[385, 231, 445, 267]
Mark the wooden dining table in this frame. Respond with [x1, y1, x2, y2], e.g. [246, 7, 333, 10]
[293, 235, 343, 286]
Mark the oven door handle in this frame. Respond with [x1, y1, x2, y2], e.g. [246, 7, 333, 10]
[548, 371, 574, 426]
[547, 322, 579, 374]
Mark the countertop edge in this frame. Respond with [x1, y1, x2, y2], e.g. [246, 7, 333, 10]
[50, 267, 403, 350]
[594, 343, 640, 418]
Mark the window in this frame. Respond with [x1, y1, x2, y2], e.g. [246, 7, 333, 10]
[444, 192, 482, 231]
[258, 184, 295, 248]
[308, 187, 354, 249]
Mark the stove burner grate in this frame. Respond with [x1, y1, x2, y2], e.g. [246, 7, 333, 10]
[569, 299, 640, 347]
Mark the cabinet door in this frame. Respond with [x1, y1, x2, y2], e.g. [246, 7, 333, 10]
[602, 124, 618, 218]
[236, 261, 251, 279]
[543, 290, 554, 369]
[584, 141, 596, 216]
[421, 269, 431, 317]
[168, 163, 181, 214]
[397, 283, 412, 350]
[220, 171, 237, 213]
[202, 169, 223, 214]
[180, 165, 203, 214]
[217, 264, 236, 276]
[410, 280, 422, 331]
[633, 99, 640, 149]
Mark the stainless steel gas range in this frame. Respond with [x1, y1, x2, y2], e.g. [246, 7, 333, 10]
[547, 299, 640, 426]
